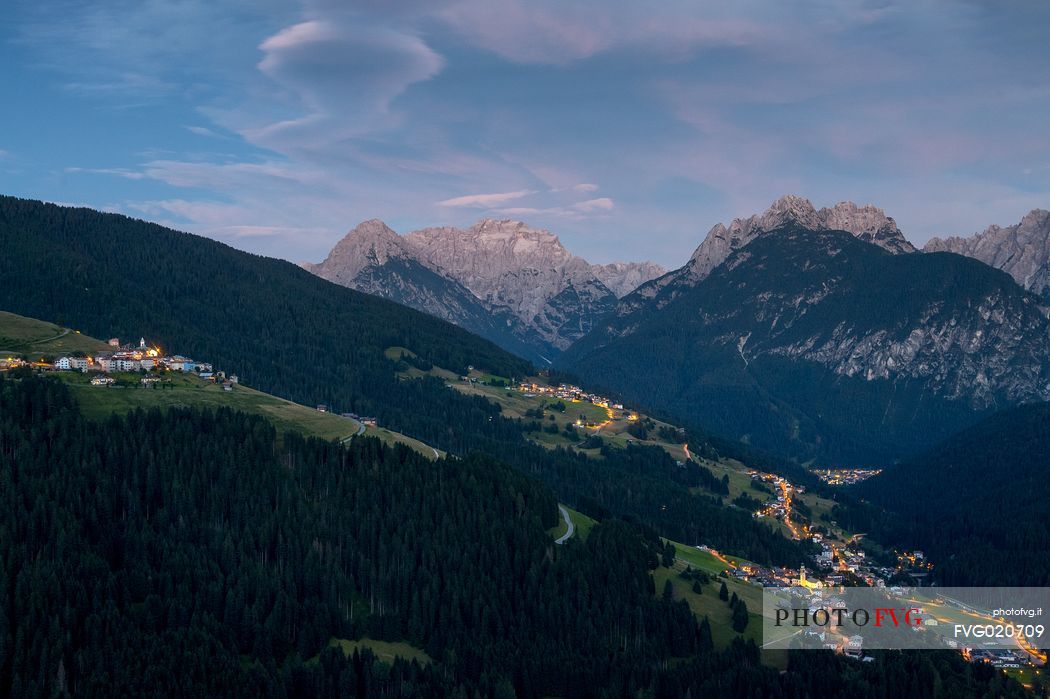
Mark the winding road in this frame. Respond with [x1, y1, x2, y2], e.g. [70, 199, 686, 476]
[340, 419, 366, 444]
[555, 504, 575, 545]
[31, 328, 70, 345]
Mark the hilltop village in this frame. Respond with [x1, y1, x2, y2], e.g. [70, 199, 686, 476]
[0, 337, 237, 388]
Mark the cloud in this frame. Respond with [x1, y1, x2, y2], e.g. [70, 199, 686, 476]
[185, 125, 224, 138]
[572, 197, 614, 212]
[10, 0, 1050, 269]
[65, 167, 146, 180]
[437, 190, 535, 207]
[436, 186, 613, 219]
[239, 18, 444, 150]
[493, 196, 615, 219]
[436, 0, 773, 64]
[139, 159, 325, 189]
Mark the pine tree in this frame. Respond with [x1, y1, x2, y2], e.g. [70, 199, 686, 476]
[732, 600, 750, 633]
[698, 617, 713, 653]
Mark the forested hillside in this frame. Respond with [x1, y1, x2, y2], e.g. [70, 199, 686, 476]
[0, 196, 529, 412]
[0, 374, 1027, 698]
[852, 401, 1050, 586]
[0, 195, 806, 567]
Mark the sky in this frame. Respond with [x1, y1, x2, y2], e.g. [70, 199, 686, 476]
[1, 0, 1049, 268]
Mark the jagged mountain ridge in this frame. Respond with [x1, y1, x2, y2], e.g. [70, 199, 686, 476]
[559, 198, 1050, 464]
[300, 220, 538, 358]
[307, 218, 665, 363]
[624, 195, 916, 314]
[924, 208, 1050, 299]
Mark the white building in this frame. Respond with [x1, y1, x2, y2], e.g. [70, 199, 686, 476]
[55, 357, 72, 370]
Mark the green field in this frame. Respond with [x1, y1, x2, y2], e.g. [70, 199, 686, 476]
[386, 346, 459, 381]
[654, 565, 763, 649]
[565, 506, 597, 541]
[328, 638, 431, 666]
[547, 504, 599, 542]
[57, 371, 441, 459]
[2, 316, 442, 457]
[385, 345, 704, 463]
[363, 425, 443, 459]
[0, 310, 111, 356]
[1004, 666, 1046, 689]
[667, 542, 734, 575]
[60, 371, 362, 440]
[656, 543, 790, 668]
[700, 459, 758, 502]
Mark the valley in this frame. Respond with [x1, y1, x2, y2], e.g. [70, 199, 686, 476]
[3, 0, 1046, 692]
[0, 196, 1044, 696]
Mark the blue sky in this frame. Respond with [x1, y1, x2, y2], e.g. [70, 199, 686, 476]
[1, 0, 1048, 267]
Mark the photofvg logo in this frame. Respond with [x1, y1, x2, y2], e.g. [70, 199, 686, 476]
[775, 605, 925, 630]
[762, 587, 1050, 658]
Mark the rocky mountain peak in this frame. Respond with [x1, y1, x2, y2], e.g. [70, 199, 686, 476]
[1021, 208, 1050, 230]
[591, 261, 667, 297]
[406, 219, 574, 275]
[762, 194, 823, 228]
[924, 208, 1050, 297]
[684, 196, 914, 282]
[309, 219, 408, 284]
[304, 217, 664, 361]
[404, 220, 606, 329]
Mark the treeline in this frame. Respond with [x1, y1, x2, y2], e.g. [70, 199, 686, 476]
[0, 195, 806, 567]
[0, 375, 1029, 698]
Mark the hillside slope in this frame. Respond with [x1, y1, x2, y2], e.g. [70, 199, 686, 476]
[0, 309, 441, 456]
[0, 309, 111, 356]
[856, 402, 1050, 585]
[0, 195, 531, 453]
[0, 197, 823, 570]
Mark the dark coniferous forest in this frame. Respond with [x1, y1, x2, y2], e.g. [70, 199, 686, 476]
[0, 195, 806, 567]
[851, 401, 1050, 586]
[0, 374, 1028, 698]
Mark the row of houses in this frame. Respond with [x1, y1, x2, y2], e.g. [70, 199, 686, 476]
[50, 338, 215, 375]
[2, 337, 227, 385]
[516, 381, 626, 411]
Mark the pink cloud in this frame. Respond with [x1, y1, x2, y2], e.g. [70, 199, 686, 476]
[437, 189, 535, 207]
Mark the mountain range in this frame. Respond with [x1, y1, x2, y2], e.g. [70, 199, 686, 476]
[1, 193, 1045, 696]
[558, 196, 1050, 464]
[924, 208, 1050, 300]
[303, 218, 664, 364]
